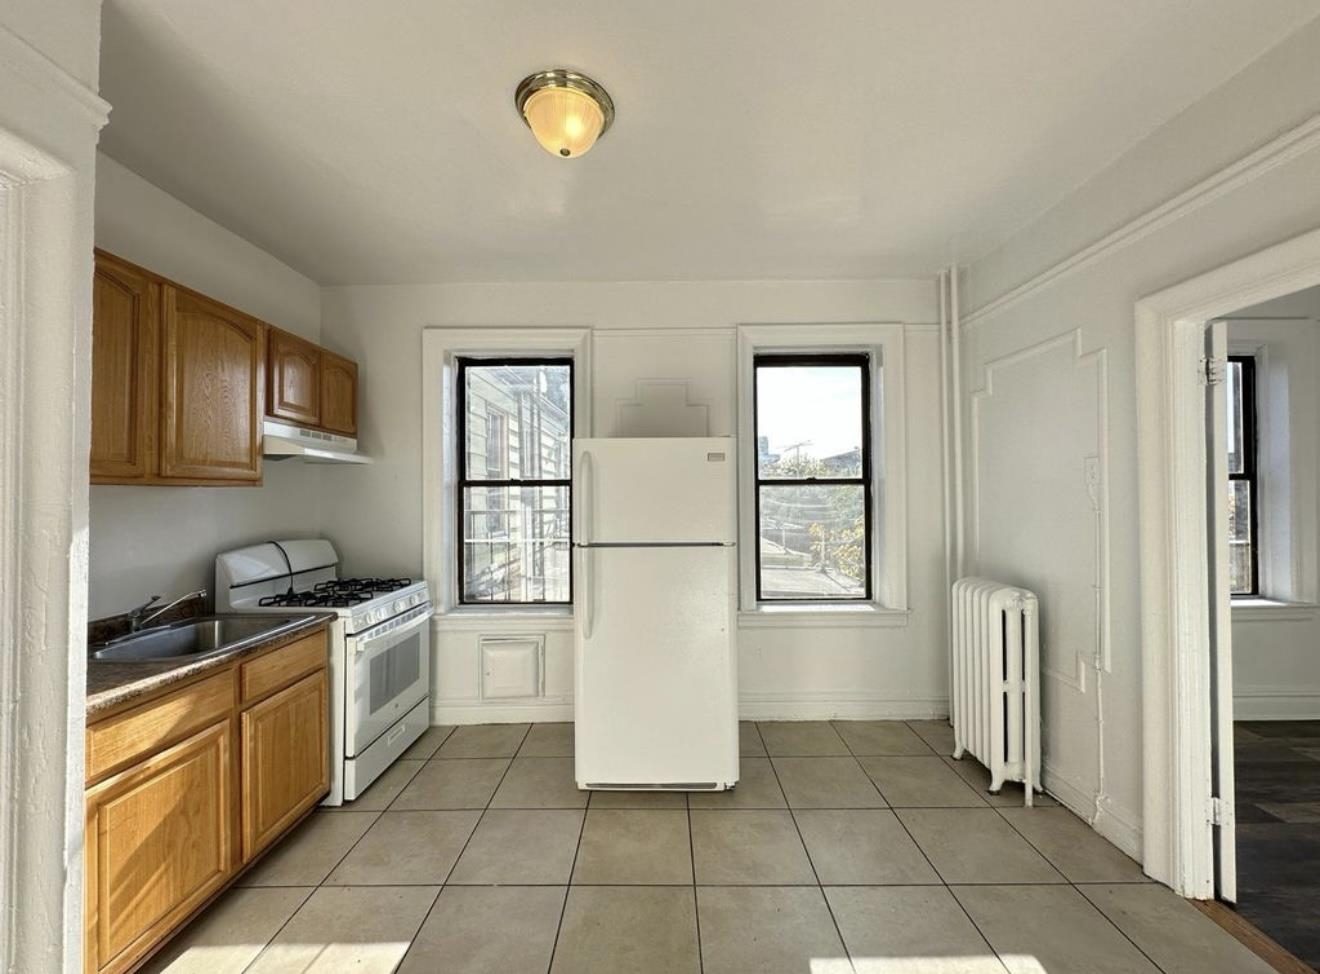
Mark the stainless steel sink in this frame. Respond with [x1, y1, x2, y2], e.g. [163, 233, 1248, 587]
[90, 614, 305, 662]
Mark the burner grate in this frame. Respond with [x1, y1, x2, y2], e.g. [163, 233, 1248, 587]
[255, 577, 414, 609]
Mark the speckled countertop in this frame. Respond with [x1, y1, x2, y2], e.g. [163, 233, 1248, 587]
[86, 612, 334, 718]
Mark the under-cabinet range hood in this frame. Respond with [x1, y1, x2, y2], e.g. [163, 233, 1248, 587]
[262, 419, 371, 464]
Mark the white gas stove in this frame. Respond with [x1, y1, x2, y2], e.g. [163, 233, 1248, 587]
[216, 539, 432, 805]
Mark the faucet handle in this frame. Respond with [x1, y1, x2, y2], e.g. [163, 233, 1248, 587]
[133, 595, 162, 614]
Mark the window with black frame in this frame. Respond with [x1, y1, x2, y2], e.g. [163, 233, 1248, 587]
[457, 358, 572, 604]
[1226, 355, 1259, 596]
[754, 354, 872, 601]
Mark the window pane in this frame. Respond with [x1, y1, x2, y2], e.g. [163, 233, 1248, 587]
[756, 364, 864, 478]
[1226, 360, 1244, 475]
[464, 362, 571, 481]
[462, 486, 570, 602]
[1228, 480, 1254, 595]
[759, 484, 865, 598]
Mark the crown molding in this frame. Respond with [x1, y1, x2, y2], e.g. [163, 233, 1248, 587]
[0, 26, 110, 129]
[964, 112, 1320, 328]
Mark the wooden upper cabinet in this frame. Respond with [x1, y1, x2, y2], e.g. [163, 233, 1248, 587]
[320, 350, 358, 436]
[267, 327, 322, 426]
[159, 286, 264, 482]
[90, 253, 158, 482]
[90, 251, 359, 484]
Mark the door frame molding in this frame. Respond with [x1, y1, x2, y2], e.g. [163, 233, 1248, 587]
[0, 23, 109, 973]
[1136, 224, 1320, 896]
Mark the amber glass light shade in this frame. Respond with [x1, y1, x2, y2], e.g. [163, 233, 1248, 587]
[515, 70, 614, 159]
[523, 87, 604, 157]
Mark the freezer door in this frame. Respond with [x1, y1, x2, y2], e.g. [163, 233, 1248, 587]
[574, 437, 735, 545]
[575, 545, 738, 789]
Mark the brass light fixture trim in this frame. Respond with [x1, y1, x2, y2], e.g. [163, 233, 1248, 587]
[514, 69, 615, 157]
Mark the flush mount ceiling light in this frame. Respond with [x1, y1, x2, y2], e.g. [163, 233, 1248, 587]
[515, 69, 615, 159]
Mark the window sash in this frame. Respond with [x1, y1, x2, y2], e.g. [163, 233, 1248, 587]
[1228, 355, 1258, 597]
[456, 356, 573, 605]
[752, 353, 873, 602]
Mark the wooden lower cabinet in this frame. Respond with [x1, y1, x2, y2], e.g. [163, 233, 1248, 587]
[241, 669, 328, 861]
[84, 720, 234, 974]
[84, 627, 329, 974]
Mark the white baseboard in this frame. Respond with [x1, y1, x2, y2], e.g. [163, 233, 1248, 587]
[1234, 688, 1320, 721]
[1040, 765, 1094, 820]
[1041, 764, 1143, 863]
[431, 696, 574, 725]
[1095, 796, 1143, 862]
[737, 692, 948, 721]
[429, 691, 949, 725]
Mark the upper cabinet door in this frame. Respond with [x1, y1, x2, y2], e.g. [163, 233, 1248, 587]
[160, 287, 264, 482]
[90, 254, 158, 482]
[267, 328, 321, 426]
[320, 350, 358, 436]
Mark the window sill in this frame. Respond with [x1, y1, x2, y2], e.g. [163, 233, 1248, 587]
[1230, 599, 1319, 622]
[433, 607, 574, 632]
[738, 604, 911, 630]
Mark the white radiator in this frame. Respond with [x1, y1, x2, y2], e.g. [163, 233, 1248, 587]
[950, 577, 1041, 806]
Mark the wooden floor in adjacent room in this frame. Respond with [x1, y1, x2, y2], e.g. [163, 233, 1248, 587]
[1235, 721, 1320, 971]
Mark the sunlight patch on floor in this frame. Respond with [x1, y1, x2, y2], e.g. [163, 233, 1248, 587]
[844, 955, 1043, 972]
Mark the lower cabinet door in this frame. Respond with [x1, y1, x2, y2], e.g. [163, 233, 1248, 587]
[85, 719, 234, 974]
[241, 668, 329, 861]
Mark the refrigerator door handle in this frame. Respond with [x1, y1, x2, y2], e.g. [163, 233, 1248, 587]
[574, 449, 594, 546]
[582, 547, 594, 639]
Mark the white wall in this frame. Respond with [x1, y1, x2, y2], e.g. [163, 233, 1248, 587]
[960, 16, 1320, 854]
[0, 3, 106, 970]
[89, 155, 325, 618]
[3, 0, 102, 89]
[320, 279, 946, 723]
[1224, 287, 1320, 718]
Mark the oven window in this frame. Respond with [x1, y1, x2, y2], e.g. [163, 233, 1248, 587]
[457, 358, 573, 604]
[369, 634, 422, 715]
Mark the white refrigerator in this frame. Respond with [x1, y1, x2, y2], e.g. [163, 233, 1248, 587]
[573, 436, 739, 791]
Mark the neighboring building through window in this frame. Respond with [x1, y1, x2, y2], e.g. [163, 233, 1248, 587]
[457, 358, 573, 604]
[1227, 355, 1259, 596]
[753, 354, 872, 600]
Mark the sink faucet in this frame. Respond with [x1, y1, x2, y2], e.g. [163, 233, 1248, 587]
[128, 589, 208, 633]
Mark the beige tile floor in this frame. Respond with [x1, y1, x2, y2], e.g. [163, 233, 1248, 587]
[144, 720, 1276, 974]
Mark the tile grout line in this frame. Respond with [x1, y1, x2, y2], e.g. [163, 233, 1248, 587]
[240, 746, 436, 973]
[886, 801, 1012, 973]
[889, 719, 1014, 974]
[392, 723, 532, 974]
[983, 792, 1174, 972]
[911, 721, 1170, 974]
[543, 777, 590, 974]
[688, 776, 705, 974]
[763, 722, 860, 974]
[233, 885, 318, 974]
[1072, 885, 1181, 974]
[221, 879, 1161, 889]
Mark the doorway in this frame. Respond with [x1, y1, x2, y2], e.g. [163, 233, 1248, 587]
[1216, 286, 1320, 967]
[1136, 225, 1320, 908]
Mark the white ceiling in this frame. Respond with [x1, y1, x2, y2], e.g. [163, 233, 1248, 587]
[99, 1, 1318, 286]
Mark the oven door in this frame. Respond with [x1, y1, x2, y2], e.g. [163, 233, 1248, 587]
[345, 603, 432, 758]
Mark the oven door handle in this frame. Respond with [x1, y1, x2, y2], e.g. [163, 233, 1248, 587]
[351, 604, 433, 654]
